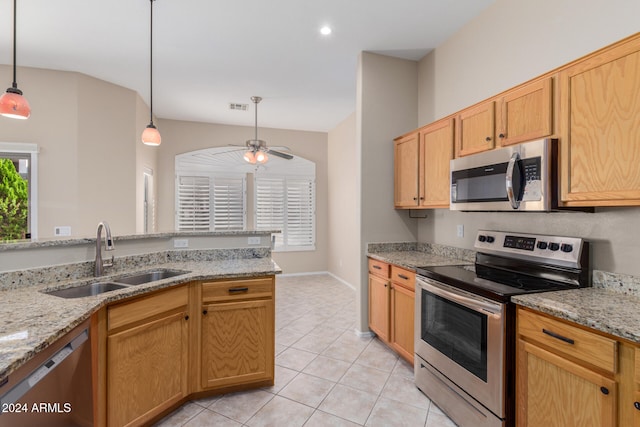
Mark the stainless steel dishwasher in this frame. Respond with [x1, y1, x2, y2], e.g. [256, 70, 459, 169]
[0, 319, 94, 427]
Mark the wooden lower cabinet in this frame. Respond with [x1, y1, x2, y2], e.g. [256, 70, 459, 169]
[368, 258, 415, 364]
[516, 307, 640, 427]
[199, 277, 275, 391]
[106, 286, 189, 427]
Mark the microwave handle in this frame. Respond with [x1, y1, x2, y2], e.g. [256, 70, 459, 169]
[506, 152, 521, 209]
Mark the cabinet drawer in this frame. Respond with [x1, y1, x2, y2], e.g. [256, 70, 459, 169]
[391, 266, 415, 291]
[202, 277, 274, 303]
[108, 285, 188, 331]
[518, 309, 617, 373]
[368, 258, 390, 278]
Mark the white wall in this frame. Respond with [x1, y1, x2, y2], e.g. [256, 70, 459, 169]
[416, 0, 640, 276]
[154, 118, 328, 274]
[357, 52, 419, 332]
[327, 113, 358, 287]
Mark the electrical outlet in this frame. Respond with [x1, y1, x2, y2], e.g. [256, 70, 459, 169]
[174, 239, 189, 248]
[54, 226, 71, 236]
[456, 224, 464, 238]
[248, 236, 261, 245]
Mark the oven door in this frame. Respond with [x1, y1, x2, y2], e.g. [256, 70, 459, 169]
[415, 275, 506, 418]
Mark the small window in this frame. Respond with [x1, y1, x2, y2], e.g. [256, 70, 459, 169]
[0, 143, 38, 241]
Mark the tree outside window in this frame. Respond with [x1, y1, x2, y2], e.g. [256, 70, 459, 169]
[0, 159, 29, 240]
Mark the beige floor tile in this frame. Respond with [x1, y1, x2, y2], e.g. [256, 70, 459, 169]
[276, 328, 305, 346]
[426, 411, 459, 427]
[209, 389, 274, 424]
[291, 332, 337, 353]
[355, 340, 399, 372]
[308, 324, 348, 340]
[318, 384, 378, 425]
[304, 410, 362, 427]
[246, 395, 314, 427]
[364, 397, 428, 426]
[262, 364, 299, 393]
[381, 374, 431, 409]
[152, 401, 203, 426]
[391, 357, 415, 379]
[183, 409, 242, 427]
[275, 347, 317, 371]
[302, 355, 352, 382]
[278, 372, 336, 408]
[339, 363, 391, 395]
[322, 341, 365, 363]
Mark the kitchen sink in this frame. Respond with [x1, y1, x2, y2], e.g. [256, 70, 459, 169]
[44, 282, 128, 299]
[112, 269, 190, 286]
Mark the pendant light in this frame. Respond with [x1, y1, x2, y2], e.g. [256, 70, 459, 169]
[0, 0, 30, 119]
[244, 96, 268, 164]
[141, 0, 161, 146]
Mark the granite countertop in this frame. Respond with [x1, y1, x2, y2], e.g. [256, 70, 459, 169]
[512, 288, 640, 344]
[0, 257, 281, 380]
[367, 250, 471, 270]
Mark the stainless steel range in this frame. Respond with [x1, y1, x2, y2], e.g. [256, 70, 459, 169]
[414, 230, 590, 427]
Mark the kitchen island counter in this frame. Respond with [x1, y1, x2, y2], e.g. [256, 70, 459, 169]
[0, 255, 280, 380]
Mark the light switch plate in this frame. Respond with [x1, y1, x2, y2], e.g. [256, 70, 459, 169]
[248, 236, 261, 245]
[54, 226, 71, 236]
[456, 224, 464, 238]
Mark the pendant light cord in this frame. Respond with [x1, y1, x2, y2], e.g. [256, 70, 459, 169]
[149, 0, 155, 125]
[11, 0, 18, 89]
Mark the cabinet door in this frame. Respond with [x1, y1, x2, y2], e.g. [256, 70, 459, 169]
[394, 132, 420, 208]
[517, 340, 617, 427]
[559, 38, 640, 205]
[456, 100, 495, 157]
[368, 273, 390, 342]
[108, 311, 189, 427]
[390, 283, 414, 364]
[201, 299, 274, 389]
[420, 118, 454, 208]
[499, 77, 553, 146]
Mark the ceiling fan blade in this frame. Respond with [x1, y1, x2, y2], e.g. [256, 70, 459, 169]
[267, 149, 294, 160]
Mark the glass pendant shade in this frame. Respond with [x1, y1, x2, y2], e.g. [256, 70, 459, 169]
[141, 124, 161, 146]
[0, 88, 30, 119]
[255, 151, 268, 163]
[244, 151, 257, 164]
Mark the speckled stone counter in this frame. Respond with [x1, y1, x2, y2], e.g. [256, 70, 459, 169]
[0, 254, 281, 380]
[367, 241, 474, 270]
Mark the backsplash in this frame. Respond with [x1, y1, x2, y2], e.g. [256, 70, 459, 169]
[0, 247, 270, 292]
[592, 270, 640, 298]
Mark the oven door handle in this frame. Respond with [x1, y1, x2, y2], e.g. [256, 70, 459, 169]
[417, 277, 503, 316]
[506, 152, 521, 210]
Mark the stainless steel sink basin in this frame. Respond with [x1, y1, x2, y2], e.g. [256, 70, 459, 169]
[44, 282, 128, 299]
[113, 269, 189, 286]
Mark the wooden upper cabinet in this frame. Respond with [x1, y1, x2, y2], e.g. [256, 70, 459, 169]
[559, 36, 640, 206]
[420, 118, 454, 208]
[455, 100, 495, 157]
[498, 77, 554, 146]
[394, 132, 420, 208]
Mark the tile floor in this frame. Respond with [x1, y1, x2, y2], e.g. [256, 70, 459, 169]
[154, 274, 457, 427]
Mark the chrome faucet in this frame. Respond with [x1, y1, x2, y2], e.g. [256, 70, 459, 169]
[95, 221, 114, 276]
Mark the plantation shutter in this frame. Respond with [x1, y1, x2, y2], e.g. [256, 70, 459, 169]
[286, 179, 315, 247]
[255, 177, 285, 247]
[212, 176, 246, 230]
[176, 176, 210, 231]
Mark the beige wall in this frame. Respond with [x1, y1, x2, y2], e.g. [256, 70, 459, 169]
[416, 0, 640, 276]
[155, 118, 328, 274]
[0, 65, 149, 239]
[327, 112, 358, 287]
[357, 52, 419, 332]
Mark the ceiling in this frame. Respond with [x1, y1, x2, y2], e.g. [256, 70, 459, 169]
[0, 0, 495, 132]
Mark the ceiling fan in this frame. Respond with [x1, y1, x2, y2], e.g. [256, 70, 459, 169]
[241, 96, 293, 164]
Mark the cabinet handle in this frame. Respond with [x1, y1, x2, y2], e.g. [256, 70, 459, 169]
[485, 136, 492, 142]
[228, 287, 249, 294]
[634, 402, 640, 410]
[398, 274, 409, 280]
[184, 315, 189, 321]
[542, 329, 575, 345]
[600, 387, 609, 395]
[413, 197, 418, 201]
[499, 133, 505, 139]
[202, 309, 208, 315]
[373, 265, 382, 270]
[384, 284, 387, 288]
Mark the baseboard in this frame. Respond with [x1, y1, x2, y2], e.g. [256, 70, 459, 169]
[278, 271, 357, 291]
[326, 272, 356, 291]
[355, 328, 375, 338]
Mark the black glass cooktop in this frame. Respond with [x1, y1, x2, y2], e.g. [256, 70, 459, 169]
[416, 261, 583, 302]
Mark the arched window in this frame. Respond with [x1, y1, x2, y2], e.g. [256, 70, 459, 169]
[175, 147, 315, 251]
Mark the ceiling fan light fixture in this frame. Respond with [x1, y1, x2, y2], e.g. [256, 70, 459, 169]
[255, 151, 268, 163]
[243, 150, 257, 164]
[1, 0, 30, 120]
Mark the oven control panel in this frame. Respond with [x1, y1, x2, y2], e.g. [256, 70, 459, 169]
[475, 230, 584, 267]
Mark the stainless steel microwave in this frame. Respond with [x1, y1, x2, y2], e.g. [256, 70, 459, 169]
[450, 138, 557, 211]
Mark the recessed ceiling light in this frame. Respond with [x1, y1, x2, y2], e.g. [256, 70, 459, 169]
[320, 26, 332, 36]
